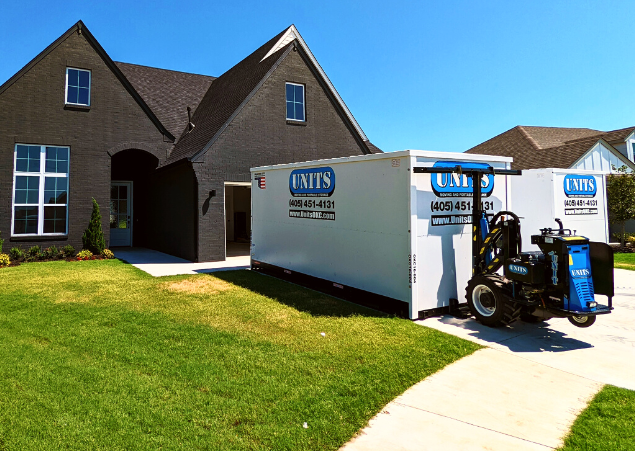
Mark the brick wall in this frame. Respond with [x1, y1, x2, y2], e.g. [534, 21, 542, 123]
[0, 29, 169, 253]
[194, 49, 366, 262]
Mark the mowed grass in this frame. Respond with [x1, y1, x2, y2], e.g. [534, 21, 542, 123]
[614, 253, 635, 271]
[560, 385, 635, 451]
[0, 260, 479, 450]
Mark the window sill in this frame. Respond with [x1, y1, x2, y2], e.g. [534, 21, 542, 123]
[286, 120, 307, 126]
[64, 104, 91, 112]
[10, 235, 69, 242]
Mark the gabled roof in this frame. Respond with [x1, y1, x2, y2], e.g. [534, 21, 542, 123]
[116, 62, 215, 139]
[0, 21, 175, 141]
[165, 25, 373, 166]
[467, 125, 635, 170]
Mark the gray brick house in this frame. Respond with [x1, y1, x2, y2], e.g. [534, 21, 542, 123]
[0, 21, 379, 261]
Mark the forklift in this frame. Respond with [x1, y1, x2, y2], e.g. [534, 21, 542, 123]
[414, 163, 614, 328]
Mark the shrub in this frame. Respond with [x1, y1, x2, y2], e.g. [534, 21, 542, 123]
[61, 245, 76, 258]
[101, 249, 115, 259]
[77, 249, 93, 260]
[0, 231, 4, 253]
[0, 253, 10, 268]
[82, 198, 106, 255]
[26, 246, 42, 261]
[49, 245, 60, 258]
[9, 247, 24, 261]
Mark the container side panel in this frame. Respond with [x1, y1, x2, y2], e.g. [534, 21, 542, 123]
[252, 156, 410, 302]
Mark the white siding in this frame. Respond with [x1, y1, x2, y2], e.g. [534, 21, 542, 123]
[571, 142, 632, 173]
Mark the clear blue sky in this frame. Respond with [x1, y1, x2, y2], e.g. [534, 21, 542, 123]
[1, 0, 633, 152]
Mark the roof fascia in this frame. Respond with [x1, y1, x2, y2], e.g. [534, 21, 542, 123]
[262, 25, 369, 143]
[0, 21, 175, 142]
[570, 138, 635, 171]
[189, 45, 294, 163]
[294, 43, 370, 155]
[0, 22, 78, 96]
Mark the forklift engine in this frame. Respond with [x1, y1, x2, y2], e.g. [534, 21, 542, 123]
[415, 163, 614, 328]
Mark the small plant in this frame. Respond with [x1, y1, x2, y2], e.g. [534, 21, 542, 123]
[49, 246, 59, 258]
[9, 247, 24, 261]
[101, 249, 115, 259]
[82, 198, 106, 255]
[0, 231, 4, 253]
[26, 246, 42, 261]
[61, 245, 76, 258]
[0, 253, 10, 268]
[77, 249, 94, 260]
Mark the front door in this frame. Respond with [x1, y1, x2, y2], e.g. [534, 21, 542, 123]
[110, 181, 133, 246]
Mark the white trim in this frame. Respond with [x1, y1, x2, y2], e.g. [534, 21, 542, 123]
[224, 181, 251, 187]
[285, 82, 306, 122]
[261, 25, 368, 141]
[11, 144, 70, 237]
[65, 67, 91, 106]
[569, 139, 635, 172]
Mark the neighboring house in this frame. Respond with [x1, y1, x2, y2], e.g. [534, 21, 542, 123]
[1, 21, 379, 262]
[466, 125, 635, 172]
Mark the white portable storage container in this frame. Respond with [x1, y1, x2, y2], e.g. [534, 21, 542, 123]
[251, 150, 514, 319]
[511, 169, 609, 251]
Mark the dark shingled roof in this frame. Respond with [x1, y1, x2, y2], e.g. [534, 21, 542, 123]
[115, 62, 215, 139]
[164, 29, 291, 165]
[466, 125, 635, 169]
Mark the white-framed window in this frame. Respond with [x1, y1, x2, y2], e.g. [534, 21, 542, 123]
[12, 144, 70, 236]
[286, 82, 305, 121]
[65, 68, 91, 106]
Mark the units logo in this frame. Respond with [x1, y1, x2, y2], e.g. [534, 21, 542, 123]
[431, 161, 494, 198]
[289, 167, 335, 197]
[571, 268, 591, 277]
[508, 264, 528, 275]
[564, 175, 596, 198]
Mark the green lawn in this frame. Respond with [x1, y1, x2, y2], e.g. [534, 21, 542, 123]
[560, 385, 635, 451]
[0, 260, 479, 450]
[615, 253, 635, 271]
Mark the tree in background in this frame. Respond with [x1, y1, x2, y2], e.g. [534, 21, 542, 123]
[607, 166, 635, 248]
[82, 198, 106, 254]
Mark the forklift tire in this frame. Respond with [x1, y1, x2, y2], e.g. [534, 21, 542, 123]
[466, 276, 522, 327]
[568, 315, 596, 328]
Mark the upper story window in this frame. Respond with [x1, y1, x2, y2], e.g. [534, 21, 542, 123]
[66, 68, 91, 106]
[286, 82, 305, 122]
[12, 144, 69, 236]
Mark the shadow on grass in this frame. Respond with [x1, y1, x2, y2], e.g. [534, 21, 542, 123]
[211, 270, 391, 319]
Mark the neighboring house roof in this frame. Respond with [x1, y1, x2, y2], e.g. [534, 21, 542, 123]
[467, 125, 635, 170]
[166, 25, 374, 166]
[115, 62, 215, 139]
[0, 21, 175, 142]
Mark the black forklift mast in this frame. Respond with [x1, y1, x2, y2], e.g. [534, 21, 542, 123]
[413, 166, 522, 274]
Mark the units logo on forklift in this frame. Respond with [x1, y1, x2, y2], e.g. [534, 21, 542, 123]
[508, 264, 528, 275]
[289, 167, 335, 197]
[563, 175, 596, 198]
[430, 161, 494, 198]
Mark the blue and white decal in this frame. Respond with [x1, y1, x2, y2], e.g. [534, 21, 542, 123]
[431, 161, 494, 198]
[289, 167, 335, 197]
[564, 175, 596, 198]
[508, 264, 528, 275]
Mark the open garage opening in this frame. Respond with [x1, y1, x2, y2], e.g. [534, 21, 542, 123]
[225, 183, 251, 257]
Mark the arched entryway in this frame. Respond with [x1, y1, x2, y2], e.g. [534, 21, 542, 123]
[110, 149, 159, 247]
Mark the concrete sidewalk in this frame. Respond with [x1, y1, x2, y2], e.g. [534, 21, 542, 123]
[341, 269, 634, 450]
[112, 247, 250, 277]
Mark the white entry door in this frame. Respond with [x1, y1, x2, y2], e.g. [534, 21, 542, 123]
[110, 181, 133, 247]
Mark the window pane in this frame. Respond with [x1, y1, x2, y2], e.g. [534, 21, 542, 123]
[57, 148, 69, 161]
[118, 217, 127, 229]
[78, 88, 89, 105]
[19, 146, 41, 172]
[16, 159, 28, 172]
[45, 147, 69, 173]
[295, 103, 304, 121]
[119, 200, 127, 214]
[43, 177, 67, 204]
[16, 145, 28, 159]
[110, 214, 117, 228]
[15, 176, 39, 205]
[110, 200, 118, 215]
[68, 69, 79, 87]
[111, 186, 117, 200]
[67, 86, 78, 104]
[78, 70, 89, 88]
[44, 206, 66, 234]
[295, 85, 304, 103]
[119, 185, 127, 199]
[286, 102, 294, 120]
[286, 83, 294, 101]
[14, 206, 38, 234]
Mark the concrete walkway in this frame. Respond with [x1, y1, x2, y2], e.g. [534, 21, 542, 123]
[342, 269, 634, 451]
[112, 247, 250, 277]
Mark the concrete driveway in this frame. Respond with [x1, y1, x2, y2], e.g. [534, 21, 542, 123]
[341, 269, 634, 451]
